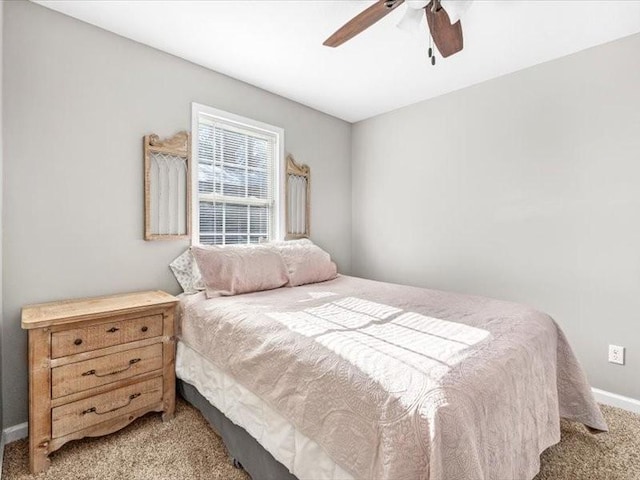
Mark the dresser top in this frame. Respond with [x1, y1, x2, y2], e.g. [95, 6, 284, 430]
[22, 290, 179, 329]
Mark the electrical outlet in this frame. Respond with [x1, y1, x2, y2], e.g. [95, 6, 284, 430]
[608, 345, 625, 365]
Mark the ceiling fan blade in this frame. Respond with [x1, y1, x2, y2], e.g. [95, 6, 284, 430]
[425, 0, 463, 58]
[323, 0, 405, 48]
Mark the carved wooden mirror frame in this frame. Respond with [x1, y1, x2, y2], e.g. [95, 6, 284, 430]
[144, 131, 191, 240]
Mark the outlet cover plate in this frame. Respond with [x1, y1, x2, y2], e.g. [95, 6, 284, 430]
[608, 344, 625, 365]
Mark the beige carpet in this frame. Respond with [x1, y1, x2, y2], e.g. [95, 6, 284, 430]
[535, 404, 640, 480]
[2, 399, 249, 480]
[3, 400, 639, 479]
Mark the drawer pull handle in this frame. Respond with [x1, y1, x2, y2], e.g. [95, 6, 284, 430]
[82, 358, 141, 377]
[81, 393, 141, 416]
[106, 327, 120, 333]
[74, 338, 83, 346]
[141, 326, 148, 332]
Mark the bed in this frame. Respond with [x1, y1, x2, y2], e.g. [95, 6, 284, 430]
[174, 273, 607, 480]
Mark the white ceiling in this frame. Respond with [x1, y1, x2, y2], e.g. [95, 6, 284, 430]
[36, 0, 640, 123]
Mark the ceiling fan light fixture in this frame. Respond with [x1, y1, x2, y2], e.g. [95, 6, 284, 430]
[396, 6, 425, 33]
[441, 0, 473, 23]
[405, 0, 430, 8]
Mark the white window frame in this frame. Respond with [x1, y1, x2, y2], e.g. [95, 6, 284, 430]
[191, 102, 285, 245]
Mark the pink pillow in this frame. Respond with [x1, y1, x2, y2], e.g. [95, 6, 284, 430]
[191, 244, 289, 297]
[274, 241, 338, 287]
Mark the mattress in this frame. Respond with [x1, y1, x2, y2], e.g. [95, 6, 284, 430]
[176, 341, 352, 479]
[176, 275, 606, 480]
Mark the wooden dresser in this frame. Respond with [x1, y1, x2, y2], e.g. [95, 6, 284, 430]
[21, 290, 179, 474]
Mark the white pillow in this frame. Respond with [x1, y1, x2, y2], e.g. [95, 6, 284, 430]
[169, 248, 205, 294]
[273, 240, 338, 287]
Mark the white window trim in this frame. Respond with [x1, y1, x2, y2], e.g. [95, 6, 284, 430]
[190, 102, 286, 245]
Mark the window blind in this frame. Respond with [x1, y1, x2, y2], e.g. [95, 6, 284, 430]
[196, 114, 277, 245]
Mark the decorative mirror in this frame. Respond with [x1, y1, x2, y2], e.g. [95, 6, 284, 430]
[285, 154, 310, 239]
[144, 131, 191, 240]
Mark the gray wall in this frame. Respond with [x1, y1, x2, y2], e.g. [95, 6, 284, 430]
[0, 0, 4, 440]
[2, 1, 351, 427]
[352, 33, 640, 400]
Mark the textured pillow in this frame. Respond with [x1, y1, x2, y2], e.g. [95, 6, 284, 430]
[169, 248, 205, 294]
[192, 244, 289, 297]
[274, 241, 338, 287]
[270, 238, 313, 248]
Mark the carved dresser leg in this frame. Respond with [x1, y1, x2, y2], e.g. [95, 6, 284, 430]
[28, 328, 52, 473]
[29, 441, 51, 474]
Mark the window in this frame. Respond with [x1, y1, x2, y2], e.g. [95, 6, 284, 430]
[191, 103, 284, 245]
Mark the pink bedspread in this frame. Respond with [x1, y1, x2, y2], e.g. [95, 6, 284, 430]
[179, 275, 606, 480]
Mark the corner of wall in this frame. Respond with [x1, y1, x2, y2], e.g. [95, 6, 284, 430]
[0, 0, 5, 434]
[348, 121, 357, 277]
[1, 0, 5, 473]
[346, 120, 354, 276]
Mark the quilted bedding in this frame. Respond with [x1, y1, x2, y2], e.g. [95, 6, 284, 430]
[178, 275, 606, 480]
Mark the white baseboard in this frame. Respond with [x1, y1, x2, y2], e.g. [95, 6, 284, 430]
[2, 422, 28, 445]
[0, 422, 27, 479]
[592, 388, 640, 414]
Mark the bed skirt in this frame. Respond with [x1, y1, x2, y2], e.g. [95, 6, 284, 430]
[178, 379, 298, 480]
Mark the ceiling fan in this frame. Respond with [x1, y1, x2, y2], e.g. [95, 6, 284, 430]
[323, 0, 472, 63]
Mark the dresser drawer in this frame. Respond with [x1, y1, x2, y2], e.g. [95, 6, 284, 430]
[51, 314, 163, 358]
[52, 376, 163, 439]
[51, 343, 163, 399]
